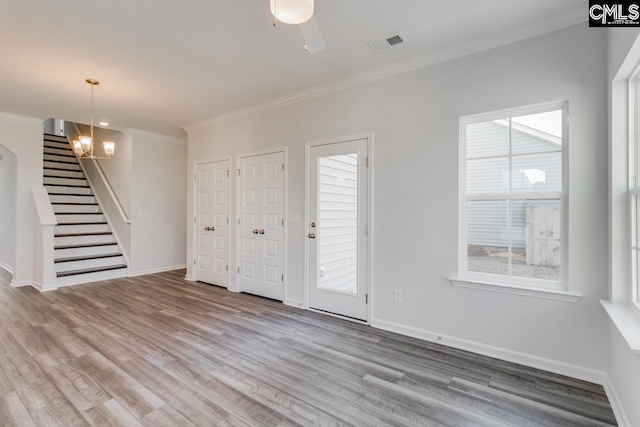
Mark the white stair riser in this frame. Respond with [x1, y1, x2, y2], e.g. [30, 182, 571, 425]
[44, 147, 75, 157]
[44, 177, 88, 187]
[56, 267, 127, 287]
[53, 204, 101, 214]
[44, 169, 85, 179]
[55, 245, 120, 259]
[44, 154, 79, 164]
[55, 224, 110, 234]
[55, 256, 125, 273]
[49, 194, 96, 204]
[56, 214, 105, 223]
[44, 161, 81, 171]
[45, 186, 92, 195]
[54, 234, 115, 246]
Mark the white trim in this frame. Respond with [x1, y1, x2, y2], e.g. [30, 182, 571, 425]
[0, 261, 13, 275]
[449, 277, 583, 302]
[192, 156, 232, 287]
[122, 128, 186, 145]
[601, 300, 640, 353]
[235, 147, 288, 301]
[0, 111, 43, 126]
[184, 275, 195, 282]
[603, 374, 632, 427]
[371, 317, 606, 385]
[128, 264, 187, 278]
[284, 298, 304, 308]
[10, 279, 31, 288]
[304, 132, 374, 323]
[183, 10, 585, 132]
[31, 281, 58, 292]
[458, 101, 569, 291]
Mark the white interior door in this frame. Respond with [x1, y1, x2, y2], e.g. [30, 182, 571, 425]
[308, 139, 369, 321]
[238, 152, 286, 301]
[195, 160, 230, 287]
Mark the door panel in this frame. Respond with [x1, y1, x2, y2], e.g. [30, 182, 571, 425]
[195, 160, 230, 287]
[238, 152, 285, 301]
[309, 139, 368, 320]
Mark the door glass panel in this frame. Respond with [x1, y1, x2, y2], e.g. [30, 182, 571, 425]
[317, 153, 358, 294]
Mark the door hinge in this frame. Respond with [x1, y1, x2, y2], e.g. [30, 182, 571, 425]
[237, 218, 240, 225]
[366, 157, 369, 167]
[237, 169, 240, 176]
[366, 294, 368, 304]
[194, 174, 196, 181]
[237, 267, 240, 274]
[281, 274, 284, 282]
[194, 217, 196, 223]
[227, 218, 229, 225]
[225, 170, 229, 177]
[282, 219, 284, 227]
[365, 224, 369, 235]
[282, 164, 285, 171]
[193, 259, 196, 265]
[226, 265, 229, 271]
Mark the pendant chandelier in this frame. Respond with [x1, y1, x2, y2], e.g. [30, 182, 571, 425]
[73, 79, 115, 159]
[270, 0, 314, 25]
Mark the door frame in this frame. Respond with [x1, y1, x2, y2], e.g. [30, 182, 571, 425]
[304, 132, 374, 323]
[234, 147, 288, 298]
[192, 156, 232, 287]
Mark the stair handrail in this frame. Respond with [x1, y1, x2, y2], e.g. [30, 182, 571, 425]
[69, 123, 130, 224]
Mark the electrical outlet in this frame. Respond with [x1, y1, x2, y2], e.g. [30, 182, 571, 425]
[394, 289, 403, 303]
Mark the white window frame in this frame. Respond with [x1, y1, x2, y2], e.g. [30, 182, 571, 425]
[456, 101, 569, 293]
[629, 75, 640, 312]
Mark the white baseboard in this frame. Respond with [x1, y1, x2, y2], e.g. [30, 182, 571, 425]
[31, 281, 58, 292]
[285, 298, 304, 308]
[0, 261, 13, 275]
[184, 275, 195, 282]
[370, 318, 607, 385]
[128, 264, 186, 278]
[10, 278, 31, 288]
[602, 373, 631, 427]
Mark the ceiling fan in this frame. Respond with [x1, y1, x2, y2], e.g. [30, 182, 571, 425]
[270, 0, 327, 54]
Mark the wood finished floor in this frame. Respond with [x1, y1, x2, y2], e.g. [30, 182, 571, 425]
[0, 268, 617, 427]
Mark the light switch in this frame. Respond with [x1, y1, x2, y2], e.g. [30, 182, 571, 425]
[288, 213, 299, 223]
[137, 210, 148, 218]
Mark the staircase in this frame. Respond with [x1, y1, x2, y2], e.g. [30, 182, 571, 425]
[43, 134, 128, 287]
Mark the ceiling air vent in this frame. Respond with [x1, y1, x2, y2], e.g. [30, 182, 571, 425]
[367, 32, 406, 53]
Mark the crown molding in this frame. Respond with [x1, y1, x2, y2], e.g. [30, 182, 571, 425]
[0, 111, 43, 126]
[183, 9, 586, 133]
[122, 128, 186, 145]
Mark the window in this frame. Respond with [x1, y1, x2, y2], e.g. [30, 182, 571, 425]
[459, 103, 567, 290]
[631, 78, 640, 308]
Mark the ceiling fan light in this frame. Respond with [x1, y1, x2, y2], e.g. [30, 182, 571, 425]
[270, 0, 313, 24]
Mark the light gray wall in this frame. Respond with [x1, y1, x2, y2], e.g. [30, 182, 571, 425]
[0, 115, 43, 286]
[130, 133, 187, 275]
[187, 24, 609, 378]
[0, 144, 17, 273]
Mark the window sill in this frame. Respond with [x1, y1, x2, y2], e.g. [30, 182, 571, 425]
[448, 277, 583, 302]
[600, 300, 640, 354]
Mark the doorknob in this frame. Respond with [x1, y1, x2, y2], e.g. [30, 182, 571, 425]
[259, 229, 265, 234]
[205, 226, 215, 231]
[253, 229, 259, 234]
[205, 226, 209, 231]
[308, 233, 315, 239]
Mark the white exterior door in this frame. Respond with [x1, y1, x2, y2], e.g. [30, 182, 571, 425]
[308, 139, 369, 321]
[238, 152, 286, 301]
[195, 160, 230, 287]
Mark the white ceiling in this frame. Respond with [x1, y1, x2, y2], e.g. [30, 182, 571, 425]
[0, 0, 585, 138]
